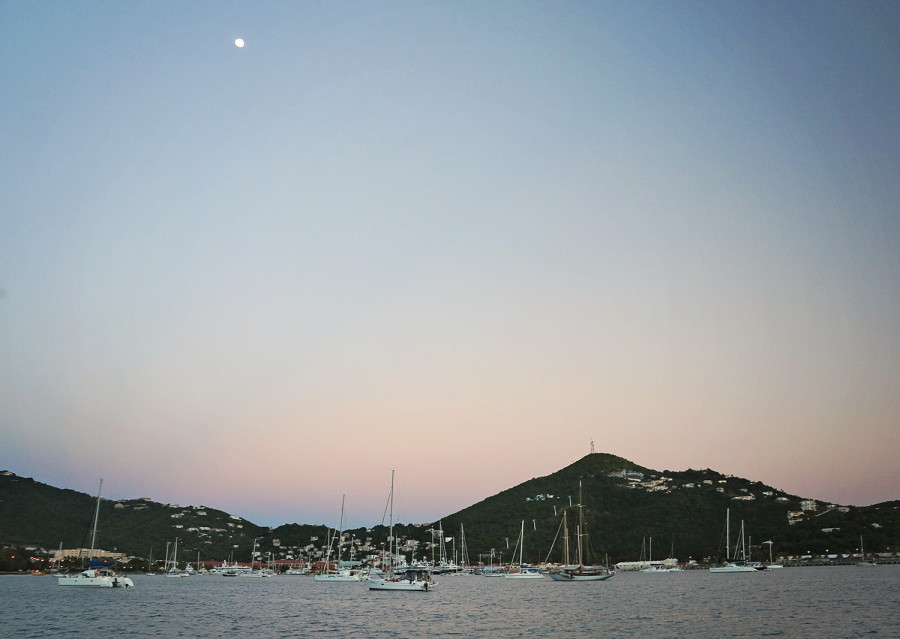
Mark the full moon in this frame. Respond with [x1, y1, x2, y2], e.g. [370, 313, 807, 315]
[234, 38, 245, 48]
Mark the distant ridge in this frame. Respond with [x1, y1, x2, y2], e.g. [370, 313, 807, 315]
[2, 455, 898, 564]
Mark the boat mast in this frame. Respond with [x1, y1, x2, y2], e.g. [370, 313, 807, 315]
[88, 479, 103, 563]
[337, 494, 345, 570]
[577, 480, 584, 567]
[725, 508, 731, 561]
[388, 470, 394, 574]
[519, 520, 525, 567]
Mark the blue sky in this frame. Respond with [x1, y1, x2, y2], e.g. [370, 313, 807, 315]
[2, 1, 898, 528]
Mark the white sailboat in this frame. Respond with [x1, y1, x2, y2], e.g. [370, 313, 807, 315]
[709, 509, 757, 573]
[239, 539, 272, 577]
[57, 479, 134, 588]
[549, 481, 613, 581]
[368, 470, 436, 591]
[639, 537, 665, 573]
[762, 540, 782, 569]
[315, 494, 363, 582]
[505, 521, 544, 579]
[164, 537, 189, 577]
[858, 536, 877, 566]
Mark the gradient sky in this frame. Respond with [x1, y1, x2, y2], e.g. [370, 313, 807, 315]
[2, 1, 898, 529]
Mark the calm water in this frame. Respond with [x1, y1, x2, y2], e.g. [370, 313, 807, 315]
[3, 566, 898, 638]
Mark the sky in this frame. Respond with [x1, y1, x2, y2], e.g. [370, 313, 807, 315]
[2, 1, 899, 530]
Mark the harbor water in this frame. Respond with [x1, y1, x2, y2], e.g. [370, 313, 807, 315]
[2, 565, 898, 638]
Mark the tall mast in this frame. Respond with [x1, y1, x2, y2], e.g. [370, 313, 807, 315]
[519, 520, 525, 567]
[337, 494, 345, 568]
[89, 479, 103, 563]
[388, 470, 394, 573]
[577, 480, 584, 567]
[726, 508, 731, 561]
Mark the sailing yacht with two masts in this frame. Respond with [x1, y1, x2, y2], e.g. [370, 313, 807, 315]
[709, 508, 758, 573]
[549, 481, 613, 581]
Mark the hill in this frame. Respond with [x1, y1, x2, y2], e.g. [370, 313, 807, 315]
[437, 453, 900, 564]
[2, 454, 898, 567]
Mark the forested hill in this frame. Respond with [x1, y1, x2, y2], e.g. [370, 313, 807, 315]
[2, 455, 898, 565]
[436, 453, 899, 563]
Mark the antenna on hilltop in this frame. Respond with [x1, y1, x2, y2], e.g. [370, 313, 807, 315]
[590, 439, 595, 454]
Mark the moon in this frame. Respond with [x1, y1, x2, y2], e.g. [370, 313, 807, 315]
[234, 38, 245, 48]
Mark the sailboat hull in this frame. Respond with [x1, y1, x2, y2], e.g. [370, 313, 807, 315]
[314, 571, 363, 582]
[504, 570, 544, 579]
[550, 570, 613, 581]
[368, 578, 434, 591]
[709, 563, 758, 573]
[58, 571, 134, 587]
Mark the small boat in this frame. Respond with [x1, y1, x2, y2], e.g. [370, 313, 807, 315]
[57, 479, 134, 588]
[639, 537, 666, 573]
[482, 548, 504, 577]
[239, 539, 273, 577]
[57, 566, 135, 588]
[505, 521, 544, 579]
[369, 566, 435, 591]
[368, 471, 436, 592]
[762, 540, 783, 569]
[858, 536, 877, 566]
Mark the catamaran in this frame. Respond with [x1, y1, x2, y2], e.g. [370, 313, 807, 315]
[57, 479, 134, 588]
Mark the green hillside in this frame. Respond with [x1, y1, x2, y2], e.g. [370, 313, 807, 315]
[2, 454, 898, 569]
[437, 454, 899, 564]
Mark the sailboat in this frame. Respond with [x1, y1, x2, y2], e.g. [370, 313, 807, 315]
[315, 495, 363, 581]
[482, 548, 503, 576]
[57, 479, 134, 588]
[709, 509, 757, 573]
[239, 539, 272, 577]
[505, 521, 544, 579]
[368, 470, 436, 591]
[857, 536, 877, 566]
[762, 540, 782, 569]
[639, 537, 664, 573]
[164, 537, 189, 577]
[549, 481, 613, 581]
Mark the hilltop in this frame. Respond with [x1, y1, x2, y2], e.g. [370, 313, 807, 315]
[437, 453, 900, 563]
[1, 454, 898, 567]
